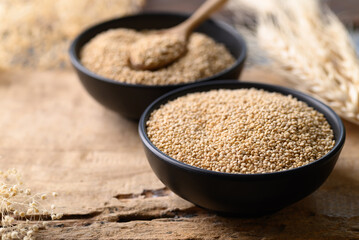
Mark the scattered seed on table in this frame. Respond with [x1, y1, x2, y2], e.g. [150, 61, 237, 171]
[146, 88, 335, 174]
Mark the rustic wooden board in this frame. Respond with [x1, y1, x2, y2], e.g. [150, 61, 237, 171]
[0, 68, 358, 239]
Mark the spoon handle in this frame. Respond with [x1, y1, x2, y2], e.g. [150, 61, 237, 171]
[176, 0, 228, 38]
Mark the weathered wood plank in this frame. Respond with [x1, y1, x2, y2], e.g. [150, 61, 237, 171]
[0, 69, 358, 239]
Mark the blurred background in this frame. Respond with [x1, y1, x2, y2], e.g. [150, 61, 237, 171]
[0, 0, 358, 70]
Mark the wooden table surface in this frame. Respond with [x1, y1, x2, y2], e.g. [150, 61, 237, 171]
[0, 1, 358, 239]
[0, 68, 358, 239]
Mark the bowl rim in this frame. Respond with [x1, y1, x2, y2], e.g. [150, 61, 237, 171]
[68, 11, 247, 89]
[138, 80, 346, 179]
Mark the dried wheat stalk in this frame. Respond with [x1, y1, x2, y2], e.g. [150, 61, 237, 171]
[0, 0, 145, 70]
[229, 0, 359, 124]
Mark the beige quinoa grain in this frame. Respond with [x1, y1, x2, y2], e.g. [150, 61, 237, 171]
[80, 29, 235, 85]
[146, 89, 335, 174]
[130, 34, 187, 70]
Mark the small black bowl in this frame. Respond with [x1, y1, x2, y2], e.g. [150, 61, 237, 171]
[69, 12, 247, 120]
[139, 80, 345, 216]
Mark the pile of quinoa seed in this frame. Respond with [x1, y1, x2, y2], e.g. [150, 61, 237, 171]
[146, 88, 335, 174]
[80, 29, 235, 85]
[130, 33, 187, 70]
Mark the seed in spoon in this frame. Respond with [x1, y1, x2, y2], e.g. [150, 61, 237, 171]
[129, 34, 187, 71]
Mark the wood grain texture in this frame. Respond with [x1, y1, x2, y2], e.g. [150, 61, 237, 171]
[0, 68, 358, 239]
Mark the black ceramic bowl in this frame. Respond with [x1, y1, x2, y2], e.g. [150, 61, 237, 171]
[69, 12, 246, 120]
[139, 80, 345, 216]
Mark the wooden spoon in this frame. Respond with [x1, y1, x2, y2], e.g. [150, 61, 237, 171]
[129, 0, 228, 71]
